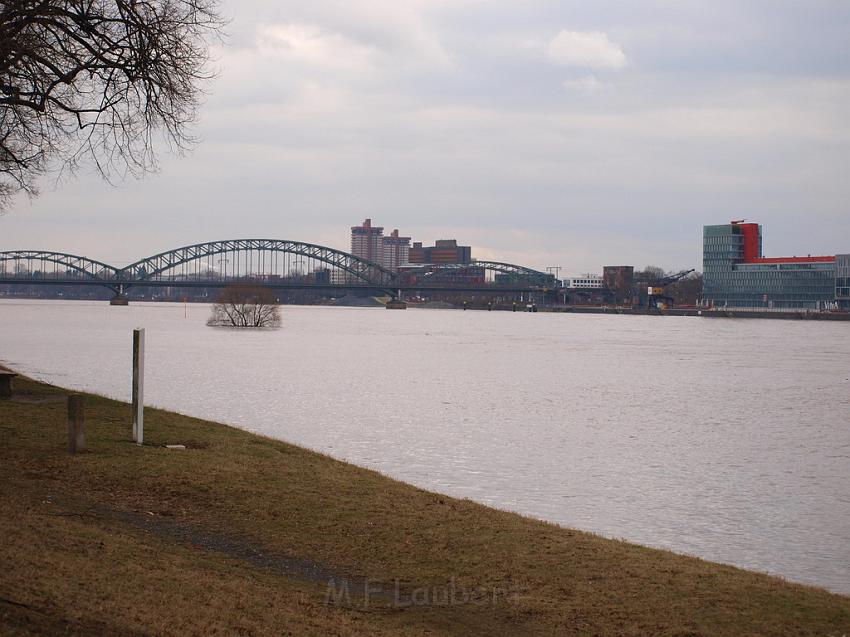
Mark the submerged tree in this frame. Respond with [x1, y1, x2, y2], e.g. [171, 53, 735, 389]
[207, 285, 281, 328]
[0, 0, 225, 211]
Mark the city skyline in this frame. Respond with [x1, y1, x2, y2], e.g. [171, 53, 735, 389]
[2, 1, 849, 272]
[0, 214, 844, 279]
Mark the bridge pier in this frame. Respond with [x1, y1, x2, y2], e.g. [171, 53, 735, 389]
[109, 283, 129, 305]
[385, 289, 407, 309]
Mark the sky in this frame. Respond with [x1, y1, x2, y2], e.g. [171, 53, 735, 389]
[2, 0, 850, 273]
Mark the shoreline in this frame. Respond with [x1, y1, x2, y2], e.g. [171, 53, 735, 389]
[418, 303, 850, 320]
[1, 372, 848, 635]
[4, 295, 849, 320]
[540, 306, 850, 320]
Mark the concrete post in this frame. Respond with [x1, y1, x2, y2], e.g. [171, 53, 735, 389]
[132, 328, 145, 445]
[68, 394, 85, 453]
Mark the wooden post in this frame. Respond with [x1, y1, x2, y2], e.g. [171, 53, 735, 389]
[68, 394, 85, 453]
[0, 373, 15, 399]
[132, 328, 145, 445]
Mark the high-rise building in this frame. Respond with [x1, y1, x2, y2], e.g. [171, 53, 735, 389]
[350, 218, 384, 265]
[382, 229, 411, 272]
[702, 221, 842, 309]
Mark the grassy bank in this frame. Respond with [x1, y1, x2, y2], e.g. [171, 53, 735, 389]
[1, 375, 848, 636]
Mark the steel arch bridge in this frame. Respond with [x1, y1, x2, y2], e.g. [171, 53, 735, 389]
[120, 239, 398, 289]
[403, 260, 556, 287]
[0, 240, 557, 297]
[466, 260, 555, 285]
[0, 250, 121, 290]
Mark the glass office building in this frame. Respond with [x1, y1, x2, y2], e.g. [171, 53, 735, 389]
[837, 254, 850, 310]
[703, 222, 840, 310]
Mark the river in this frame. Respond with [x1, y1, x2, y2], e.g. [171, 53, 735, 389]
[1, 299, 848, 593]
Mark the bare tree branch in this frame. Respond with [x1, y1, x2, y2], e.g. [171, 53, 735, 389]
[208, 285, 281, 328]
[0, 0, 225, 211]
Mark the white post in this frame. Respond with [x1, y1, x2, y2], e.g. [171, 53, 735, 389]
[132, 328, 145, 445]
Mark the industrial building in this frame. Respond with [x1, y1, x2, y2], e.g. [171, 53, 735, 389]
[603, 266, 634, 304]
[408, 239, 472, 265]
[702, 221, 847, 310]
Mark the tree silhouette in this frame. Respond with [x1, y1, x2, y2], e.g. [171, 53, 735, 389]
[0, 0, 224, 210]
[207, 285, 281, 328]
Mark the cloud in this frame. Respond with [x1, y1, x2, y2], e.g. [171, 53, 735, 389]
[253, 2, 454, 71]
[562, 74, 612, 94]
[255, 23, 379, 72]
[547, 30, 627, 70]
[5, 1, 850, 273]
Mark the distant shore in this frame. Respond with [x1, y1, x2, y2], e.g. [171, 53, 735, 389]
[412, 301, 850, 320]
[541, 306, 850, 320]
[1, 372, 848, 635]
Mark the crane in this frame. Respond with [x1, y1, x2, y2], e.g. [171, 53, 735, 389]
[645, 269, 696, 309]
[632, 268, 696, 309]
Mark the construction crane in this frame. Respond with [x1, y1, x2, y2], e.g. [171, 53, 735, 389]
[644, 269, 696, 309]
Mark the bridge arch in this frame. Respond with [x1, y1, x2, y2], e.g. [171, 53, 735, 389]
[122, 239, 398, 288]
[411, 260, 556, 287]
[0, 250, 119, 283]
[471, 261, 555, 284]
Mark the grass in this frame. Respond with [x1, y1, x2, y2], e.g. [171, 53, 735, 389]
[1, 375, 848, 636]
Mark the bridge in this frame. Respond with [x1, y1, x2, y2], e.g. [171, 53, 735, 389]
[0, 240, 558, 301]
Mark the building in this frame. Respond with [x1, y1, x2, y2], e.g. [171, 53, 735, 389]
[407, 239, 472, 264]
[329, 269, 349, 286]
[350, 218, 384, 265]
[837, 254, 850, 310]
[429, 239, 472, 264]
[382, 229, 410, 272]
[702, 221, 844, 310]
[408, 242, 427, 264]
[603, 266, 634, 303]
[564, 274, 603, 289]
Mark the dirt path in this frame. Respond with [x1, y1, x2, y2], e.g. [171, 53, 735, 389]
[46, 493, 383, 600]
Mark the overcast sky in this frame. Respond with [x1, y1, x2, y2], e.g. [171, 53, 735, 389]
[2, 0, 849, 273]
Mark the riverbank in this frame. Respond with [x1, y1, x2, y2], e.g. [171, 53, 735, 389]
[446, 303, 850, 320]
[394, 297, 850, 319]
[546, 306, 850, 320]
[1, 375, 848, 636]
